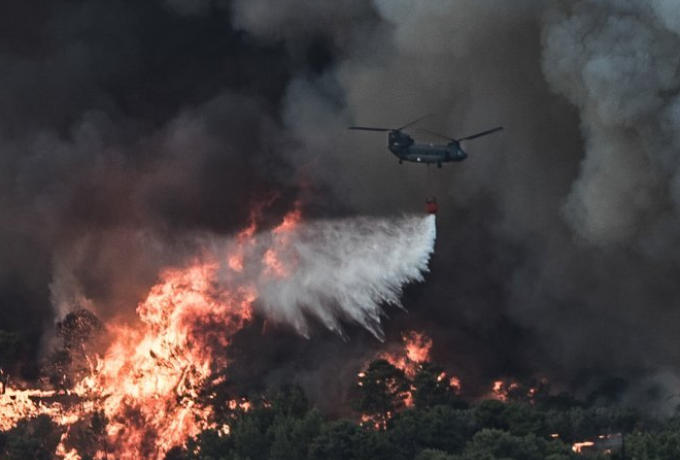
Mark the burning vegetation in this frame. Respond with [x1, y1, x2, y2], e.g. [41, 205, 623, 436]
[0, 207, 677, 459]
[0, 207, 298, 459]
[1, 317, 679, 459]
[0, 206, 674, 460]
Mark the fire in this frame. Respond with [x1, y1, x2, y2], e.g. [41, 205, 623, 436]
[488, 378, 548, 403]
[273, 206, 302, 234]
[358, 331, 461, 428]
[492, 380, 508, 401]
[381, 330, 433, 378]
[227, 398, 252, 412]
[0, 388, 60, 431]
[0, 205, 305, 459]
[571, 434, 622, 456]
[572, 441, 595, 453]
[449, 376, 462, 392]
[263, 204, 301, 278]
[404, 331, 432, 364]
[228, 210, 259, 272]
[91, 259, 255, 459]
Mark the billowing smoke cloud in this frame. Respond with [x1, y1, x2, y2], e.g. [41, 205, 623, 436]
[542, 1, 680, 246]
[2, 0, 680, 410]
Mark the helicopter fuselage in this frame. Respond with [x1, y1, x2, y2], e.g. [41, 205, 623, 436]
[388, 132, 467, 165]
[349, 119, 502, 167]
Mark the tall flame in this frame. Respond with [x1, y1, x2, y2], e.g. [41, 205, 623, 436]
[93, 260, 255, 459]
[0, 208, 299, 459]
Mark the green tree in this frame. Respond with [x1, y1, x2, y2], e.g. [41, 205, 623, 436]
[455, 428, 573, 460]
[267, 410, 324, 460]
[416, 449, 456, 460]
[474, 400, 546, 436]
[183, 428, 234, 460]
[232, 413, 269, 460]
[388, 406, 475, 458]
[475, 400, 507, 431]
[624, 425, 680, 460]
[501, 402, 545, 437]
[353, 427, 399, 460]
[267, 384, 311, 419]
[308, 420, 361, 460]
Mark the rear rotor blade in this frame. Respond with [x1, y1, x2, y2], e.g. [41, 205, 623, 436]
[348, 126, 393, 132]
[456, 126, 504, 141]
[416, 128, 454, 141]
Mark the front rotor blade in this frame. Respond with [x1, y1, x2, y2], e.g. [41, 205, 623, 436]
[397, 113, 432, 131]
[457, 126, 504, 141]
[348, 126, 393, 132]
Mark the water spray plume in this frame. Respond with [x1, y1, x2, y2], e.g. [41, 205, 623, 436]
[253, 214, 437, 338]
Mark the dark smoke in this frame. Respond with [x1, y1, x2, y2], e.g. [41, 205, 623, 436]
[2, 0, 680, 414]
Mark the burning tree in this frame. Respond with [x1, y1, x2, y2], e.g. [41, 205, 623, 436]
[42, 309, 103, 394]
[0, 331, 22, 394]
[354, 359, 410, 430]
[411, 362, 464, 409]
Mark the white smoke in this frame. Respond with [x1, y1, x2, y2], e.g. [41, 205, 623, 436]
[210, 214, 436, 339]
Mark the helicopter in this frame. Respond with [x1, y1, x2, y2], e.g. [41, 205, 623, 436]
[349, 115, 503, 167]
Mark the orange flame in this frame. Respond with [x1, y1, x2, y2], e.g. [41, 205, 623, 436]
[359, 331, 461, 419]
[0, 203, 304, 459]
[380, 330, 433, 379]
[262, 205, 301, 278]
[404, 331, 433, 365]
[91, 260, 254, 459]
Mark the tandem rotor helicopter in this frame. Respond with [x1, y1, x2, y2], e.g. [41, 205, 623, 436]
[349, 114, 503, 168]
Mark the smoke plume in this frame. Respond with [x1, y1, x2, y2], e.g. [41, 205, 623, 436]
[1, 0, 680, 411]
